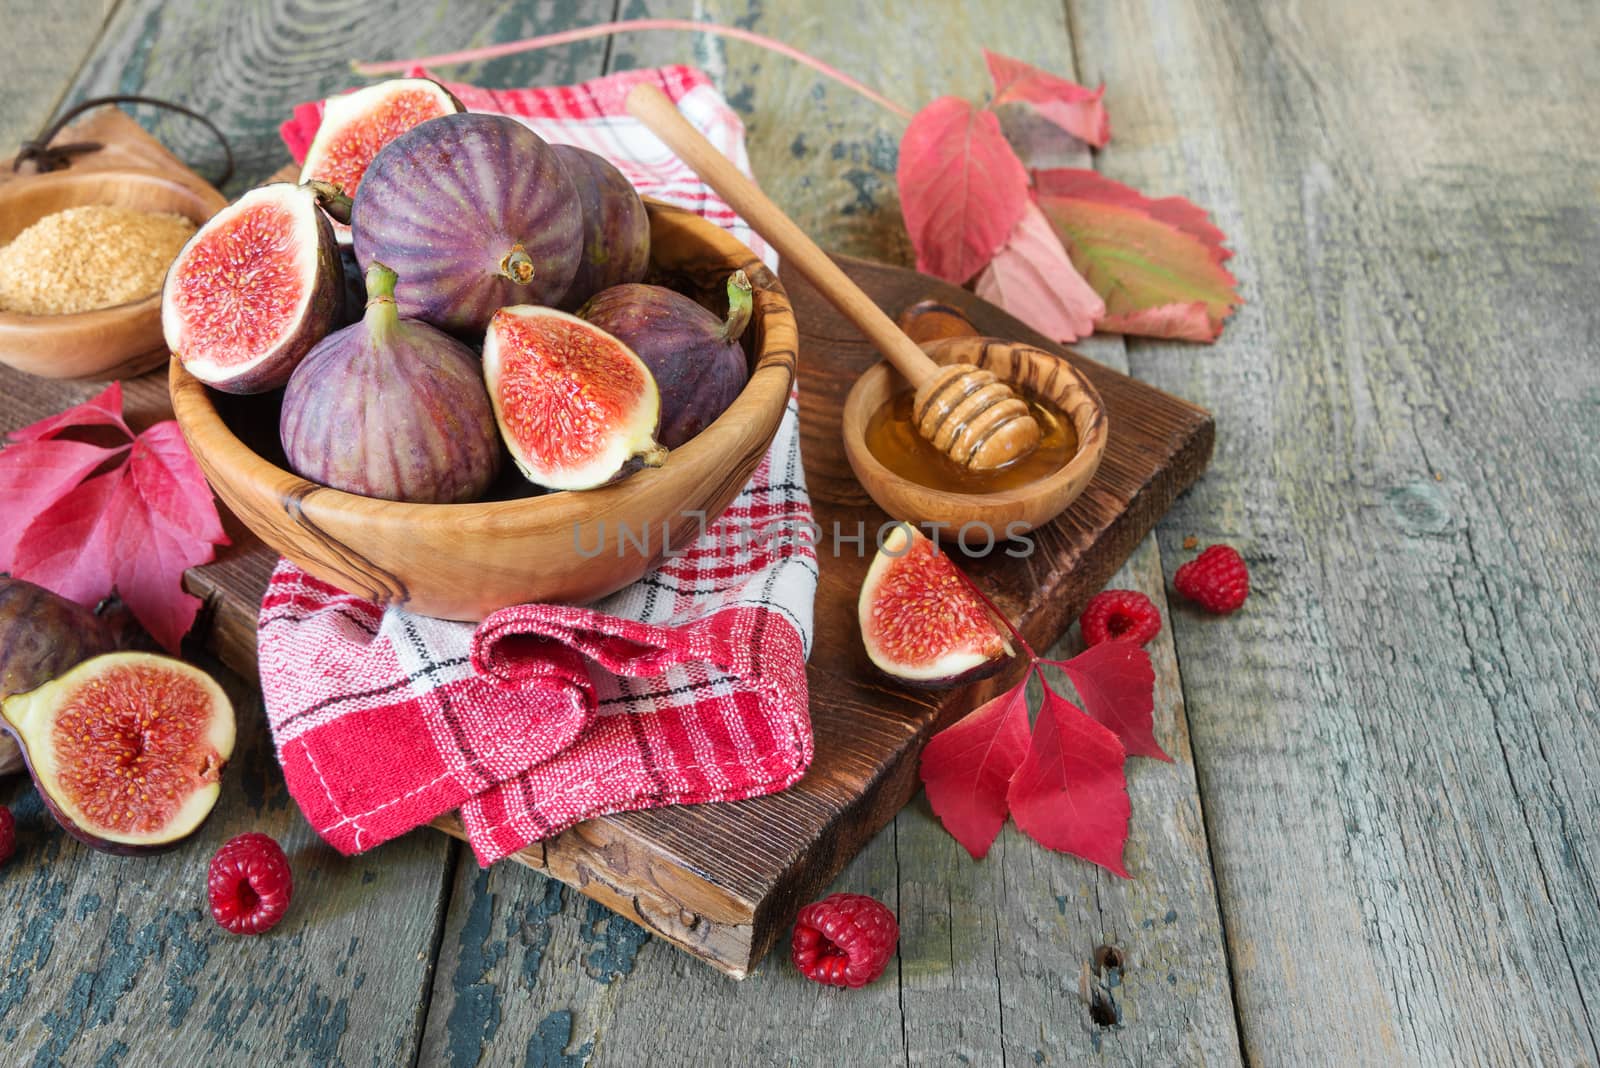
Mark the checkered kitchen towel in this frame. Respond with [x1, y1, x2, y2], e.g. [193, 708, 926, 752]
[264, 65, 815, 865]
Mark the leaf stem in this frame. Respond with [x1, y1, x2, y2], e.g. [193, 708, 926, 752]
[351, 18, 915, 121]
[948, 561, 1038, 663]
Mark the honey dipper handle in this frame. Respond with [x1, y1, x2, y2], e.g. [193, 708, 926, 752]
[626, 83, 941, 388]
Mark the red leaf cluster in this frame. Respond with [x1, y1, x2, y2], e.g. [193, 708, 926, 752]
[895, 50, 1242, 344]
[919, 607, 1168, 875]
[0, 384, 228, 652]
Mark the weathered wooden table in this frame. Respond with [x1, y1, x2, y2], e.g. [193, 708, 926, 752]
[3, 2, 1597, 1065]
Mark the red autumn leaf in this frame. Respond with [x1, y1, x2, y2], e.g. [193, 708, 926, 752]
[919, 671, 1033, 859]
[896, 96, 1030, 284]
[974, 200, 1105, 343]
[1007, 680, 1131, 877]
[1047, 642, 1169, 762]
[984, 49, 1110, 154]
[8, 381, 130, 443]
[4, 391, 226, 653]
[1033, 167, 1241, 342]
[0, 438, 129, 571]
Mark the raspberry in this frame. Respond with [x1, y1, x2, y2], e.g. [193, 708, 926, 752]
[0, 807, 14, 867]
[1174, 545, 1249, 614]
[791, 892, 899, 988]
[1080, 590, 1162, 647]
[208, 832, 294, 935]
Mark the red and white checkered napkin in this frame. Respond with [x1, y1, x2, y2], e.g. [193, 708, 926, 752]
[263, 66, 814, 865]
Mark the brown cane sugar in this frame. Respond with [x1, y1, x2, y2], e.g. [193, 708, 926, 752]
[0, 205, 196, 315]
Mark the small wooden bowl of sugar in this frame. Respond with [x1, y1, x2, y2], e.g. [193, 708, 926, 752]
[0, 170, 227, 380]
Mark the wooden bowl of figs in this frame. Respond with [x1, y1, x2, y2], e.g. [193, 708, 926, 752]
[171, 198, 794, 619]
[167, 107, 794, 620]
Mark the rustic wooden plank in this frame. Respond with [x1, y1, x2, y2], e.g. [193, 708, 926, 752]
[1070, 0, 1600, 1062]
[0, 0, 114, 153]
[0, 3, 628, 1066]
[416, 8, 1238, 1065]
[0, 667, 454, 1066]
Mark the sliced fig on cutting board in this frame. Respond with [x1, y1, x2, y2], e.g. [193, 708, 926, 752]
[858, 524, 1014, 687]
[483, 306, 667, 492]
[1, 652, 235, 854]
[298, 77, 464, 244]
[352, 113, 583, 335]
[162, 182, 345, 394]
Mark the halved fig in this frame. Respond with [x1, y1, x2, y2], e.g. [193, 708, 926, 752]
[858, 524, 1014, 687]
[0, 579, 152, 777]
[1, 652, 235, 854]
[483, 305, 667, 491]
[162, 182, 345, 394]
[299, 77, 464, 244]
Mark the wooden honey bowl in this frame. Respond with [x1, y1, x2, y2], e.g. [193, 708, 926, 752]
[0, 169, 227, 380]
[168, 199, 796, 621]
[841, 325, 1109, 536]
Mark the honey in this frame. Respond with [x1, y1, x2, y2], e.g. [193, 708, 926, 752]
[863, 390, 1078, 493]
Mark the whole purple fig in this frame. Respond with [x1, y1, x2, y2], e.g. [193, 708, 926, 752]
[280, 262, 502, 503]
[553, 145, 650, 310]
[577, 272, 753, 449]
[0, 579, 151, 776]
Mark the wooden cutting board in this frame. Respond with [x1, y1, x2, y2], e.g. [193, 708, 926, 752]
[1, 114, 1212, 979]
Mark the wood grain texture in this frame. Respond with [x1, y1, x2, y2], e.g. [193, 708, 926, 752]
[0, 0, 114, 153]
[0, 664, 454, 1067]
[1070, 0, 1600, 1062]
[1, 0, 1243, 1063]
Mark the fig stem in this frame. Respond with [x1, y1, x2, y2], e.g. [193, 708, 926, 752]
[720, 270, 754, 343]
[501, 246, 536, 285]
[363, 262, 400, 335]
[303, 179, 353, 225]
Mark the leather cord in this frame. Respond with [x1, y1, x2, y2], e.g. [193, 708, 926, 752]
[14, 93, 234, 187]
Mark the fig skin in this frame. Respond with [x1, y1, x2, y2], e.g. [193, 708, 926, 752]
[577, 272, 753, 449]
[280, 262, 502, 503]
[0, 579, 151, 776]
[0, 652, 235, 855]
[553, 144, 650, 310]
[353, 113, 583, 336]
[162, 182, 346, 395]
[857, 524, 1014, 688]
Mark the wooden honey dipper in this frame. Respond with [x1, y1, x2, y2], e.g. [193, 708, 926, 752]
[625, 84, 1042, 471]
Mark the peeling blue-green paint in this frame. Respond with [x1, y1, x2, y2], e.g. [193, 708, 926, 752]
[92, 1038, 128, 1068]
[509, 878, 565, 988]
[445, 870, 506, 1068]
[524, 1010, 594, 1068]
[161, 909, 209, 1028]
[578, 900, 649, 984]
[285, 983, 350, 1068]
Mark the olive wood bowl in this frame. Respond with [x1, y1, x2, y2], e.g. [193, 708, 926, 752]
[842, 336, 1108, 535]
[0, 169, 227, 379]
[169, 199, 797, 620]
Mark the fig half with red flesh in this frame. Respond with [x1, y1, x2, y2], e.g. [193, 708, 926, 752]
[162, 182, 345, 394]
[1, 652, 235, 854]
[858, 524, 1014, 687]
[483, 306, 667, 491]
[298, 77, 464, 244]
[0, 579, 152, 777]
